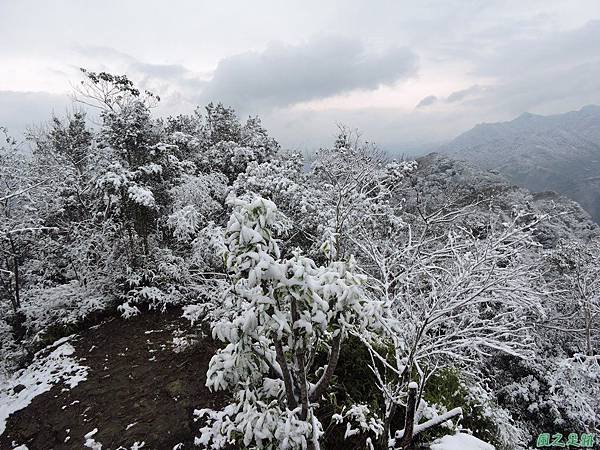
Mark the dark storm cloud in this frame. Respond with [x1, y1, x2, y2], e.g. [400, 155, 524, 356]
[199, 36, 418, 109]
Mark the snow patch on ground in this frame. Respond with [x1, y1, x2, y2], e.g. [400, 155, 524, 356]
[172, 335, 198, 353]
[430, 433, 495, 450]
[0, 338, 89, 436]
[84, 428, 102, 449]
[115, 441, 145, 450]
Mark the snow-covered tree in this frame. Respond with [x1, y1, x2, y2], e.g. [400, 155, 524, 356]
[543, 239, 600, 356]
[356, 206, 545, 448]
[233, 127, 416, 260]
[167, 172, 228, 243]
[0, 131, 56, 314]
[194, 195, 390, 449]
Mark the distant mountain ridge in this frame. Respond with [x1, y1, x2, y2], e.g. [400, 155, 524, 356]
[440, 105, 600, 222]
[413, 153, 599, 247]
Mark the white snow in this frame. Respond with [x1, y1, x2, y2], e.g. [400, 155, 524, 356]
[127, 185, 156, 208]
[0, 340, 88, 436]
[115, 442, 145, 450]
[430, 433, 495, 450]
[84, 428, 102, 449]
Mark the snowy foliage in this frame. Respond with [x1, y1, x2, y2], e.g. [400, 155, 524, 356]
[547, 354, 600, 429]
[2, 71, 600, 448]
[330, 404, 385, 444]
[543, 239, 600, 356]
[167, 173, 228, 242]
[195, 195, 391, 449]
[19, 282, 108, 341]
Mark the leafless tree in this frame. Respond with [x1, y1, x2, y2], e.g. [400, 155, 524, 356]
[542, 239, 600, 356]
[354, 207, 545, 448]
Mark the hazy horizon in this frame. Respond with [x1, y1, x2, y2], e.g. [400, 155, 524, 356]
[2, 1, 600, 155]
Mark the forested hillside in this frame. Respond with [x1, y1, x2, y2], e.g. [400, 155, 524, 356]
[1, 72, 598, 450]
[440, 105, 600, 222]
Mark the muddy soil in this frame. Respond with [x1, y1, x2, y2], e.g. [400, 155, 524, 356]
[1, 308, 227, 450]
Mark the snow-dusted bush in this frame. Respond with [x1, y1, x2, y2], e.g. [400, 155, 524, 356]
[117, 246, 191, 317]
[358, 209, 545, 447]
[547, 354, 599, 430]
[20, 282, 109, 341]
[0, 316, 27, 375]
[233, 132, 416, 260]
[167, 172, 228, 243]
[543, 239, 600, 356]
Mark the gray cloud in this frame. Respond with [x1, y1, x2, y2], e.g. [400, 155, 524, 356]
[74, 40, 418, 114]
[3, 2, 600, 155]
[416, 85, 485, 109]
[415, 20, 600, 118]
[199, 36, 418, 110]
[0, 91, 70, 140]
[474, 20, 600, 79]
[73, 45, 207, 91]
[461, 20, 600, 115]
[416, 95, 438, 108]
[446, 84, 483, 103]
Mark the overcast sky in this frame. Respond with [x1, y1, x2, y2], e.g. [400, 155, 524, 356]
[2, 0, 600, 155]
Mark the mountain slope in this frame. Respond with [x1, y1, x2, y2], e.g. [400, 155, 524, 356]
[440, 105, 600, 222]
[411, 153, 599, 247]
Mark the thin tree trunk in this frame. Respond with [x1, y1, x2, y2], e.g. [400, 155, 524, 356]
[310, 329, 343, 402]
[297, 353, 310, 420]
[399, 382, 418, 449]
[584, 307, 593, 356]
[275, 339, 297, 409]
[291, 296, 310, 419]
[380, 399, 397, 450]
[8, 235, 20, 311]
[290, 296, 315, 450]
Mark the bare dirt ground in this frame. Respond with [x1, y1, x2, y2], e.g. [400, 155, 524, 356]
[0, 308, 227, 450]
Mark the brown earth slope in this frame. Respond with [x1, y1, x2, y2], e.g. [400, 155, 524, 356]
[0, 309, 227, 450]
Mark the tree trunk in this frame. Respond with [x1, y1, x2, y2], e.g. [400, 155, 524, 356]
[584, 307, 593, 356]
[275, 339, 297, 409]
[291, 296, 315, 450]
[310, 329, 343, 402]
[399, 382, 418, 449]
[379, 400, 397, 450]
[8, 235, 20, 311]
[291, 296, 310, 419]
